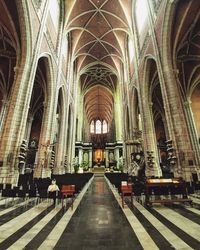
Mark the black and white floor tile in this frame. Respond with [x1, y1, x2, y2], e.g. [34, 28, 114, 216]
[0, 176, 199, 250]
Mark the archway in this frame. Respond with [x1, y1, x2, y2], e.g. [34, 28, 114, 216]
[150, 60, 168, 176]
[142, 57, 166, 177]
[53, 88, 66, 174]
[25, 57, 50, 176]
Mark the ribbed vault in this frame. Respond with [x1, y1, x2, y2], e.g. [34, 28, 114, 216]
[65, 0, 132, 123]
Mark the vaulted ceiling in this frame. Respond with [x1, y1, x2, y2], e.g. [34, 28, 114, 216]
[65, 0, 132, 123]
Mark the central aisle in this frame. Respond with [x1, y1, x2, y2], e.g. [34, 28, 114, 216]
[55, 176, 142, 250]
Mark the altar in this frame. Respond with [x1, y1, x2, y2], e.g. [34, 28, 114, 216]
[93, 165, 105, 174]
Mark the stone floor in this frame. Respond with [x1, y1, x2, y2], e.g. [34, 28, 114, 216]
[0, 176, 199, 249]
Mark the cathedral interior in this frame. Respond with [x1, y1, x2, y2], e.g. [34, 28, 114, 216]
[0, 0, 200, 249]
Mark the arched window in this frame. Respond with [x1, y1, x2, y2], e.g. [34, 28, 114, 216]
[90, 120, 109, 134]
[102, 120, 108, 133]
[138, 113, 142, 131]
[95, 120, 101, 134]
[90, 120, 95, 133]
[135, 0, 148, 33]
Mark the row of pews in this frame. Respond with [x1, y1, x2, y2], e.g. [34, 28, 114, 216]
[0, 173, 93, 207]
[105, 173, 198, 207]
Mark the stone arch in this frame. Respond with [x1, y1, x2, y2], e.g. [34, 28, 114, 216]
[53, 86, 67, 174]
[38, 53, 55, 101]
[130, 87, 141, 130]
[162, 0, 200, 103]
[141, 56, 162, 176]
[142, 55, 157, 103]
[27, 54, 55, 178]
[162, 0, 200, 174]
[149, 57, 168, 169]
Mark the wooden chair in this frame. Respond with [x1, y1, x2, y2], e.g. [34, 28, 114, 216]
[61, 185, 75, 209]
[121, 182, 133, 208]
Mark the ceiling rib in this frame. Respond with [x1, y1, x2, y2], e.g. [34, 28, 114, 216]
[65, 0, 132, 123]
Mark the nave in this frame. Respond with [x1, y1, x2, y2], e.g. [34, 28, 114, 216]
[0, 177, 200, 250]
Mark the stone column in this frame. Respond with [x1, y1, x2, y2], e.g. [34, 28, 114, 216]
[0, 99, 9, 132]
[0, 65, 33, 184]
[115, 147, 120, 169]
[140, 99, 162, 177]
[161, 66, 197, 180]
[89, 149, 93, 168]
[0, 0, 53, 183]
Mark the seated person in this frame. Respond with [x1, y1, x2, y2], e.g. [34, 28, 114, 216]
[47, 179, 59, 206]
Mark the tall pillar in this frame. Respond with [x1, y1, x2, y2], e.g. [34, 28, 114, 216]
[161, 66, 197, 180]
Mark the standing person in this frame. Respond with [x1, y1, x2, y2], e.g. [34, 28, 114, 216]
[48, 179, 59, 206]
